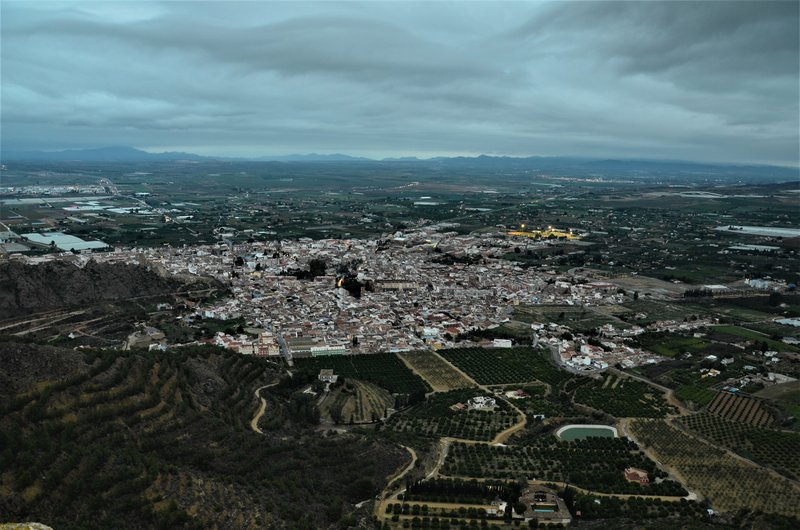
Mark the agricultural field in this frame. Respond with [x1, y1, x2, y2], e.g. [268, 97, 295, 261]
[513, 305, 628, 333]
[674, 385, 717, 407]
[398, 351, 475, 391]
[747, 321, 800, 339]
[295, 353, 430, 399]
[506, 384, 583, 421]
[439, 347, 572, 388]
[677, 413, 800, 480]
[756, 381, 800, 429]
[635, 333, 713, 358]
[709, 325, 800, 353]
[318, 379, 394, 424]
[618, 299, 707, 325]
[707, 391, 776, 427]
[629, 419, 800, 518]
[441, 438, 687, 496]
[382, 503, 502, 528]
[686, 295, 800, 325]
[460, 320, 535, 344]
[387, 389, 518, 442]
[573, 375, 675, 418]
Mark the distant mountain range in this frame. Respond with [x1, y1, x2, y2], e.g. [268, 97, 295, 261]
[0, 146, 370, 163]
[2, 146, 797, 179]
[0, 145, 210, 162]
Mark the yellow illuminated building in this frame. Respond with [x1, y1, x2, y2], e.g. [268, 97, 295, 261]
[507, 228, 579, 240]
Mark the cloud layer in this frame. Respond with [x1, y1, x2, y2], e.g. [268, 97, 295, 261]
[2, 1, 798, 165]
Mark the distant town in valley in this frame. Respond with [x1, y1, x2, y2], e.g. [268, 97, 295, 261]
[1, 155, 799, 529]
[2, 0, 798, 528]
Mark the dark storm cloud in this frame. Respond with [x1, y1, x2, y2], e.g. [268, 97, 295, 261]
[512, 2, 798, 98]
[1, 1, 798, 165]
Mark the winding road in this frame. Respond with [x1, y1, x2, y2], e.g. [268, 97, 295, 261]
[250, 382, 279, 435]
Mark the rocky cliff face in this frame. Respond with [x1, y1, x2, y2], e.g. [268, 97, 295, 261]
[0, 260, 222, 319]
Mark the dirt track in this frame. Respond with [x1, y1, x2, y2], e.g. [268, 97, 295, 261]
[249, 382, 278, 435]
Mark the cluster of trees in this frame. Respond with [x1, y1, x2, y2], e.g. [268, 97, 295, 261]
[564, 487, 707, 521]
[432, 252, 484, 266]
[459, 326, 531, 345]
[403, 478, 521, 505]
[683, 288, 714, 298]
[278, 257, 328, 280]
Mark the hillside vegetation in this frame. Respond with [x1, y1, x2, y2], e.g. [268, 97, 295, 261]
[0, 342, 405, 529]
[0, 260, 223, 318]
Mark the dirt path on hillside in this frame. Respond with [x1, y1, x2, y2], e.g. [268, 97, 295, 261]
[373, 445, 418, 515]
[249, 382, 278, 435]
[492, 399, 527, 444]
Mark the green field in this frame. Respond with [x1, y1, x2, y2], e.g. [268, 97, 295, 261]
[513, 305, 627, 333]
[439, 347, 572, 388]
[636, 333, 712, 358]
[573, 375, 675, 418]
[295, 353, 430, 399]
[674, 385, 717, 407]
[711, 325, 798, 352]
[619, 299, 705, 325]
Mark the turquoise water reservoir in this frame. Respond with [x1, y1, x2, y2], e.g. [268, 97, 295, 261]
[556, 424, 617, 441]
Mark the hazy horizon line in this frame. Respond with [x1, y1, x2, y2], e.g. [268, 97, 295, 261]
[3, 144, 799, 169]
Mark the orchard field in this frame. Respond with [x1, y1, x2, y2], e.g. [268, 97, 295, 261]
[441, 438, 687, 496]
[398, 351, 475, 391]
[677, 413, 800, 480]
[295, 353, 430, 398]
[386, 389, 518, 441]
[574, 375, 675, 418]
[439, 347, 571, 387]
[629, 419, 800, 518]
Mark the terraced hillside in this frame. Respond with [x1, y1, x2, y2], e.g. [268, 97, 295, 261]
[319, 379, 395, 424]
[0, 342, 406, 529]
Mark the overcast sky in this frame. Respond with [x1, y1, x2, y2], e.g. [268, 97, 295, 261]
[2, 1, 798, 165]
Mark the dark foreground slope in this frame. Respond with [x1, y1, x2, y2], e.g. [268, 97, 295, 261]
[0, 342, 405, 529]
[0, 260, 222, 318]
